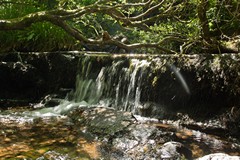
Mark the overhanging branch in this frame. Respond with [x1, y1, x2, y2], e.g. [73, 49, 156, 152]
[0, 1, 183, 54]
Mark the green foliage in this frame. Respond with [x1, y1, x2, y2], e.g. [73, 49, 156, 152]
[79, 0, 98, 6]
[0, 1, 40, 19]
[0, 0, 239, 53]
[19, 22, 78, 51]
[130, 1, 201, 53]
[0, 22, 78, 52]
[206, 0, 240, 36]
[0, 0, 80, 52]
[57, 0, 98, 9]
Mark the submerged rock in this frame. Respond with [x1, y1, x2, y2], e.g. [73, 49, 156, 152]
[84, 107, 133, 135]
[66, 105, 240, 159]
[67, 106, 177, 159]
[106, 123, 161, 159]
[68, 106, 134, 136]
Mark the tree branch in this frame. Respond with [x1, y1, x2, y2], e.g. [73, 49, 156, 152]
[0, 1, 182, 54]
[128, 0, 166, 21]
[56, 20, 177, 54]
[0, 12, 55, 30]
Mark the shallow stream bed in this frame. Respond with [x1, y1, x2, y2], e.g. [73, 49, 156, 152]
[0, 107, 100, 159]
[0, 106, 240, 159]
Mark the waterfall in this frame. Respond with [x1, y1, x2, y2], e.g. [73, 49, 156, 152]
[71, 57, 151, 113]
[31, 55, 190, 117]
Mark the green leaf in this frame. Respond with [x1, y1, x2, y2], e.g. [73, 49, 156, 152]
[27, 33, 35, 41]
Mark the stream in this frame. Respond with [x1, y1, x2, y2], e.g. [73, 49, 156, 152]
[0, 102, 239, 159]
[0, 54, 240, 159]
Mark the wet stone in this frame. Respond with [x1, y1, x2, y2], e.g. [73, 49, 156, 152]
[112, 138, 139, 151]
[36, 151, 71, 160]
[1, 103, 240, 159]
[128, 123, 157, 142]
[107, 123, 178, 159]
[68, 106, 134, 136]
[33, 94, 63, 109]
[197, 153, 240, 160]
[159, 141, 193, 160]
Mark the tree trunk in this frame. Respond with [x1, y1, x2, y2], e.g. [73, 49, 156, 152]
[197, 0, 211, 42]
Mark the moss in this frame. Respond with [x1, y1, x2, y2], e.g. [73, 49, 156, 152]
[152, 76, 158, 87]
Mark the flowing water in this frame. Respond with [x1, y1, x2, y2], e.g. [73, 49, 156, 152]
[72, 57, 152, 113]
[0, 55, 240, 159]
[0, 108, 100, 159]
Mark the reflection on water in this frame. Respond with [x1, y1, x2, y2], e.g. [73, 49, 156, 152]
[0, 108, 101, 159]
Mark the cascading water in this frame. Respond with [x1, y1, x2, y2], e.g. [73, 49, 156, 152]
[71, 57, 151, 114]
[31, 55, 190, 117]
